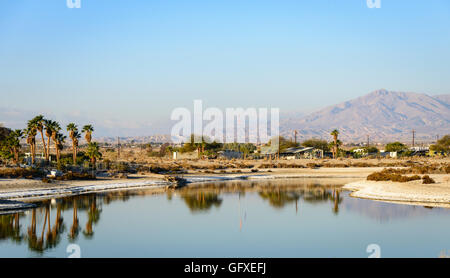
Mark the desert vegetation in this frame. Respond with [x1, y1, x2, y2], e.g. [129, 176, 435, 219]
[367, 167, 442, 184]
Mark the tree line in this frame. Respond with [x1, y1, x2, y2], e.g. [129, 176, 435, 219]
[0, 115, 101, 167]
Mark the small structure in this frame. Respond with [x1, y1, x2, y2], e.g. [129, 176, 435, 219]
[260, 145, 279, 160]
[410, 146, 429, 156]
[280, 147, 323, 159]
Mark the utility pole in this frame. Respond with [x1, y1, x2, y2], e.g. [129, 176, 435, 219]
[294, 130, 298, 144]
[367, 134, 370, 147]
[412, 130, 415, 147]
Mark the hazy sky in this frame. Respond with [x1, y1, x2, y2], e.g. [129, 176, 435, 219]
[1, 0, 449, 135]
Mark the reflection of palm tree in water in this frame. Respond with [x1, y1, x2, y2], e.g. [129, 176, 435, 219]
[181, 192, 222, 212]
[27, 206, 49, 252]
[27, 208, 39, 251]
[69, 199, 79, 240]
[330, 189, 343, 214]
[83, 196, 101, 238]
[47, 203, 64, 248]
[0, 213, 23, 243]
[259, 188, 300, 209]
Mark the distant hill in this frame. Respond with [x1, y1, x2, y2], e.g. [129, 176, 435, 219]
[280, 89, 450, 142]
[95, 135, 172, 145]
[434, 94, 450, 106]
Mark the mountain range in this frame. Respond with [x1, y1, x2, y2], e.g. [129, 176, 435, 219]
[280, 89, 450, 143]
[1, 89, 448, 144]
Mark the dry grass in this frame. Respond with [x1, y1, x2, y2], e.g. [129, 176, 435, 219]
[422, 175, 436, 184]
[0, 168, 45, 179]
[367, 169, 422, 183]
[53, 172, 96, 181]
[367, 167, 444, 184]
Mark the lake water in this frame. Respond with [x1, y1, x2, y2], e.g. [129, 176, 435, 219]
[0, 178, 449, 258]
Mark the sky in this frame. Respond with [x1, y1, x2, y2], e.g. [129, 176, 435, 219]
[1, 0, 449, 136]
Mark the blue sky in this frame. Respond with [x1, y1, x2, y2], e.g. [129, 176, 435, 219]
[1, 0, 449, 135]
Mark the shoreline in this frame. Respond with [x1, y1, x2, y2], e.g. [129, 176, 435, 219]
[343, 175, 450, 208]
[0, 167, 377, 210]
[1, 166, 449, 210]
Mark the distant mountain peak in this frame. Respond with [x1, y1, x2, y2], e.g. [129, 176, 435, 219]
[281, 90, 450, 142]
[371, 88, 390, 95]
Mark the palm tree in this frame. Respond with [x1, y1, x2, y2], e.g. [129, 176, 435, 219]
[55, 133, 66, 165]
[44, 120, 54, 161]
[30, 115, 47, 160]
[67, 123, 79, 165]
[49, 122, 61, 163]
[72, 131, 81, 165]
[24, 126, 37, 165]
[86, 142, 102, 169]
[82, 125, 94, 144]
[330, 129, 340, 159]
[328, 140, 342, 159]
[4, 129, 23, 164]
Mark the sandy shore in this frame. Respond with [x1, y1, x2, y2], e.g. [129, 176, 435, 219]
[344, 174, 450, 208]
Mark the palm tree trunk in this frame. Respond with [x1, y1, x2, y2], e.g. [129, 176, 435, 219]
[333, 135, 338, 159]
[13, 147, 18, 164]
[31, 144, 35, 164]
[46, 137, 51, 161]
[39, 130, 47, 160]
[54, 141, 59, 165]
[72, 141, 76, 165]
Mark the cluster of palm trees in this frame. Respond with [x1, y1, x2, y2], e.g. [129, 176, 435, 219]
[10, 115, 96, 166]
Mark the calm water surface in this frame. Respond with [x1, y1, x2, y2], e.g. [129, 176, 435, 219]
[0, 178, 449, 258]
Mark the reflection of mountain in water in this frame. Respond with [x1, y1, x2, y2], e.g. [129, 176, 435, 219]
[341, 193, 450, 223]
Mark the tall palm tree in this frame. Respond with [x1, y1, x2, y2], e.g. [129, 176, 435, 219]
[55, 133, 66, 165]
[330, 129, 340, 159]
[67, 123, 79, 165]
[30, 115, 47, 160]
[49, 122, 61, 163]
[44, 120, 54, 161]
[72, 131, 81, 165]
[86, 142, 102, 169]
[82, 125, 94, 144]
[24, 126, 37, 165]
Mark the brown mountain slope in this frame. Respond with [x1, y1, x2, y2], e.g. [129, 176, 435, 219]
[281, 89, 450, 142]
